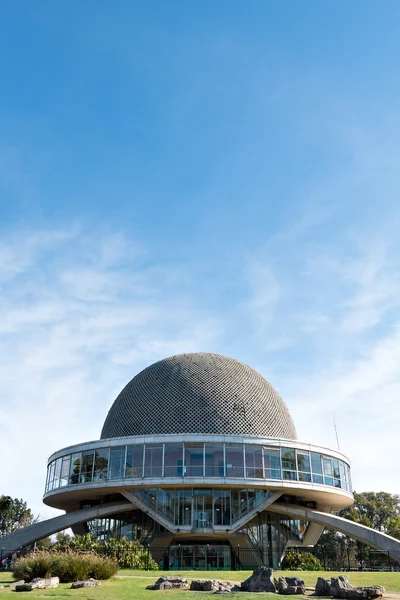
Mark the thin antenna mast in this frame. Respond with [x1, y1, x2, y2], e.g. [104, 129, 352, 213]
[333, 418, 341, 451]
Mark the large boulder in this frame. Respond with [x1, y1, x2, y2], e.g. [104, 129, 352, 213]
[278, 577, 306, 595]
[15, 577, 59, 591]
[146, 576, 189, 590]
[241, 567, 276, 593]
[317, 577, 385, 600]
[190, 580, 240, 593]
[71, 579, 100, 589]
[315, 577, 333, 596]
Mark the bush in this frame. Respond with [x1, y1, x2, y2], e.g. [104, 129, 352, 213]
[13, 550, 118, 583]
[53, 533, 158, 570]
[282, 549, 323, 571]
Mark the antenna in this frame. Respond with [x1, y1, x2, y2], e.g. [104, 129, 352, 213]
[333, 418, 340, 451]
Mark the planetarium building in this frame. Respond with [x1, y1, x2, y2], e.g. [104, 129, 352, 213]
[3, 353, 399, 568]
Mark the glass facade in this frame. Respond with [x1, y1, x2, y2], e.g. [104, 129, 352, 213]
[132, 486, 271, 528]
[45, 441, 352, 494]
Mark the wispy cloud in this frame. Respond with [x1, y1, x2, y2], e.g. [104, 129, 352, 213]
[0, 225, 221, 517]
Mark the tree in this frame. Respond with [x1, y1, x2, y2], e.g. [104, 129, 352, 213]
[339, 492, 400, 534]
[315, 491, 400, 568]
[0, 496, 34, 536]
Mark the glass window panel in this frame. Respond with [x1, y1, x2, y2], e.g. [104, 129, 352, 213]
[144, 444, 162, 478]
[332, 458, 340, 479]
[126, 445, 143, 478]
[311, 452, 323, 475]
[282, 448, 297, 480]
[322, 456, 333, 477]
[213, 490, 231, 526]
[225, 443, 244, 478]
[94, 448, 109, 481]
[184, 443, 204, 477]
[281, 448, 296, 471]
[312, 473, 324, 485]
[245, 445, 263, 478]
[54, 458, 62, 485]
[109, 446, 125, 480]
[60, 456, 71, 487]
[297, 452, 311, 473]
[283, 470, 298, 480]
[164, 444, 183, 477]
[263, 447, 281, 479]
[240, 489, 248, 516]
[69, 452, 81, 484]
[299, 471, 312, 482]
[339, 461, 347, 484]
[231, 489, 239, 519]
[322, 457, 334, 486]
[205, 444, 225, 477]
[80, 450, 94, 483]
[177, 489, 192, 525]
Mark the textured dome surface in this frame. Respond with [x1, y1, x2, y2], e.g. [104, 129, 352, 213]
[101, 353, 297, 440]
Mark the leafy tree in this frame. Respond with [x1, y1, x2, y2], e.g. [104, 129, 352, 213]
[0, 496, 34, 536]
[314, 491, 400, 567]
[340, 492, 400, 533]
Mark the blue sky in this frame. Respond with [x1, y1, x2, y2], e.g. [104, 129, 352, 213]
[1, 2, 400, 516]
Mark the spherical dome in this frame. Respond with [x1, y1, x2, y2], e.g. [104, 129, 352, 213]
[101, 352, 297, 440]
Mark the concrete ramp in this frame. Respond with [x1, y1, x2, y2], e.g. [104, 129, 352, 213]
[0, 502, 133, 558]
[268, 503, 400, 561]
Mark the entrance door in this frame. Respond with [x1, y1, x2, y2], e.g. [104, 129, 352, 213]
[193, 490, 212, 528]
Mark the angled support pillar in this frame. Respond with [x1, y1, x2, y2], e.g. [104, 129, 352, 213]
[121, 490, 178, 533]
[0, 501, 134, 558]
[230, 492, 283, 532]
[267, 503, 400, 561]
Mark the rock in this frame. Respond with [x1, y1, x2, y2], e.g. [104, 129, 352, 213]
[241, 567, 276, 593]
[146, 576, 189, 590]
[320, 577, 384, 600]
[7, 580, 25, 590]
[278, 577, 306, 595]
[190, 580, 239, 593]
[15, 577, 59, 591]
[315, 577, 333, 596]
[71, 579, 100, 589]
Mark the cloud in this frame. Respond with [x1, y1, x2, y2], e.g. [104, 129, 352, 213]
[0, 225, 221, 517]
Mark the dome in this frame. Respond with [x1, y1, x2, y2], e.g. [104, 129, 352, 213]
[101, 352, 297, 440]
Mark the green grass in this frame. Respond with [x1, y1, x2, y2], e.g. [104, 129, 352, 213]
[1, 569, 400, 600]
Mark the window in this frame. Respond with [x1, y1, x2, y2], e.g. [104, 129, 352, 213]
[263, 447, 281, 479]
[144, 445, 162, 478]
[245, 445, 263, 478]
[332, 458, 341, 487]
[281, 448, 297, 481]
[80, 451, 94, 483]
[54, 458, 62, 488]
[69, 453, 81, 485]
[60, 456, 71, 487]
[184, 443, 204, 477]
[164, 444, 183, 477]
[310, 452, 324, 485]
[214, 490, 230, 526]
[94, 448, 109, 481]
[322, 456, 334, 486]
[126, 445, 143, 478]
[297, 452, 311, 483]
[205, 444, 224, 477]
[225, 443, 244, 478]
[109, 447, 125, 479]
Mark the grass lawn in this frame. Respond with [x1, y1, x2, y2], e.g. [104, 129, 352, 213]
[1, 569, 400, 600]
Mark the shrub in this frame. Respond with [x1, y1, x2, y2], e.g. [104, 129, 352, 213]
[13, 550, 118, 583]
[53, 533, 158, 570]
[282, 549, 323, 571]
